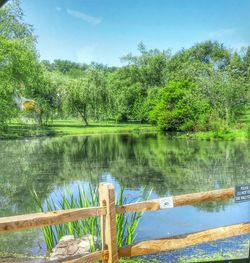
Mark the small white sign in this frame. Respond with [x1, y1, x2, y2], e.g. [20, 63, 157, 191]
[235, 184, 250, 203]
[159, 196, 174, 209]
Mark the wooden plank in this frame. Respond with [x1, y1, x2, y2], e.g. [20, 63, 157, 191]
[0, 207, 106, 233]
[119, 222, 250, 258]
[0, 187, 235, 233]
[116, 187, 234, 214]
[116, 199, 159, 213]
[99, 183, 119, 263]
[174, 188, 234, 207]
[63, 250, 108, 263]
[100, 190, 107, 261]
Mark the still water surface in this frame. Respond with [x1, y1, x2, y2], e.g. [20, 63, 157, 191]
[0, 133, 249, 258]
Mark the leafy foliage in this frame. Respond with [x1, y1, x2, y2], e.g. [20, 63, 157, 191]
[149, 81, 211, 131]
[0, 1, 249, 134]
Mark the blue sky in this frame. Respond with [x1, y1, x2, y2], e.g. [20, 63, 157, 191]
[20, 0, 250, 66]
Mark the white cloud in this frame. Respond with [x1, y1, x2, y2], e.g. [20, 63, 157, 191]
[67, 9, 102, 25]
[208, 28, 236, 38]
[76, 44, 98, 63]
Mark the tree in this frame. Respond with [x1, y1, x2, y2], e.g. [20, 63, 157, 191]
[0, 0, 43, 127]
[0, 0, 34, 41]
[187, 41, 231, 69]
[107, 68, 143, 121]
[0, 35, 39, 126]
[149, 81, 211, 131]
[64, 67, 109, 125]
[121, 42, 170, 89]
[106, 43, 170, 122]
[199, 69, 249, 126]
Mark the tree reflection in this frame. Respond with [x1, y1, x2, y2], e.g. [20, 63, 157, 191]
[0, 134, 249, 216]
[0, 134, 249, 254]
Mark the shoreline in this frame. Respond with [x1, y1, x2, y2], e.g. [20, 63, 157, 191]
[0, 117, 249, 141]
[1, 234, 249, 262]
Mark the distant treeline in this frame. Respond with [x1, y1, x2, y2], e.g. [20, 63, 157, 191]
[0, 1, 250, 132]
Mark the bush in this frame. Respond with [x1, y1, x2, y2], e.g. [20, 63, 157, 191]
[149, 81, 211, 132]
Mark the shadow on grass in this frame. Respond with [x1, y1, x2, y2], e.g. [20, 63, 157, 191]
[0, 124, 56, 140]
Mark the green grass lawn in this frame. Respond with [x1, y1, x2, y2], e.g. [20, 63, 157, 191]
[0, 119, 157, 139]
[48, 119, 157, 136]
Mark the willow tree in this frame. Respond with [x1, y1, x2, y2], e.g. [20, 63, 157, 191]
[64, 68, 109, 125]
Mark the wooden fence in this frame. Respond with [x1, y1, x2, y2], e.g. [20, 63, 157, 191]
[0, 183, 249, 263]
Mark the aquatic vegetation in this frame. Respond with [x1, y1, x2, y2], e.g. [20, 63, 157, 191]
[33, 184, 149, 252]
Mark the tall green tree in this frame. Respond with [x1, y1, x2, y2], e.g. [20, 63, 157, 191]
[199, 69, 249, 126]
[64, 67, 109, 125]
[0, 0, 39, 127]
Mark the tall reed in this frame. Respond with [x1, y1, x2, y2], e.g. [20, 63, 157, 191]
[32, 184, 150, 252]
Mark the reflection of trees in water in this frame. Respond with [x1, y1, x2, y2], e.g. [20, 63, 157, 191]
[0, 230, 44, 256]
[194, 199, 232, 213]
[0, 134, 249, 217]
[0, 139, 65, 215]
[0, 134, 249, 254]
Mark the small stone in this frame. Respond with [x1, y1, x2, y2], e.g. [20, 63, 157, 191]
[49, 234, 95, 260]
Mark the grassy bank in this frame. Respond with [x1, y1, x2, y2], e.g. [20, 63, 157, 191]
[1, 107, 250, 140]
[181, 127, 249, 140]
[0, 120, 157, 140]
[48, 119, 157, 136]
[179, 107, 250, 140]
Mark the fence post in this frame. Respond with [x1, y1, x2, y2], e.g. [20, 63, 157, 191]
[99, 183, 119, 263]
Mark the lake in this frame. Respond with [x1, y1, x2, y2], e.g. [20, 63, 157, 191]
[0, 133, 249, 261]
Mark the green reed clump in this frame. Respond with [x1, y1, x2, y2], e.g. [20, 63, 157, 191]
[32, 184, 149, 252]
[33, 185, 99, 252]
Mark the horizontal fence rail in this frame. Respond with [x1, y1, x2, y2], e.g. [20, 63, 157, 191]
[0, 184, 249, 263]
[119, 222, 250, 258]
[116, 187, 235, 213]
[0, 206, 106, 233]
[0, 187, 235, 233]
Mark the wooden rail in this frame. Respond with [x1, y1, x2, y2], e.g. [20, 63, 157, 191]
[0, 184, 249, 263]
[0, 187, 234, 233]
[116, 187, 234, 213]
[119, 222, 250, 258]
[0, 207, 106, 233]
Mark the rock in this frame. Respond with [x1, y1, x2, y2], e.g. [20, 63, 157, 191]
[49, 235, 95, 261]
[59, 235, 74, 242]
[51, 247, 67, 256]
[67, 243, 79, 255]
[78, 240, 90, 250]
